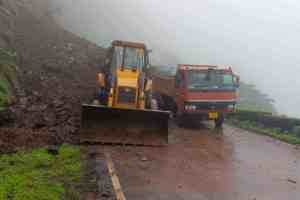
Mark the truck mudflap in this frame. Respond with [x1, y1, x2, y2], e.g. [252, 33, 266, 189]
[80, 104, 169, 146]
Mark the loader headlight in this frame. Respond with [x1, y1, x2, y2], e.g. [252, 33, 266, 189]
[124, 87, 133, 93]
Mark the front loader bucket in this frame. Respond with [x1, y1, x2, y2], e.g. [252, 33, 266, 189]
[80, 104, 169, 146]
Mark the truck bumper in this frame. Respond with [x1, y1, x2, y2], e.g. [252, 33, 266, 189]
[180, 110, 230, 121]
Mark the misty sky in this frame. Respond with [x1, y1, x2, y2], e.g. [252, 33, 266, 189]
[52, 0, 300, 117]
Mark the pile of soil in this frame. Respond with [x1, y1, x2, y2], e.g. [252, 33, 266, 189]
[0, 0, 106, 152]
[0, 128, 51, 153]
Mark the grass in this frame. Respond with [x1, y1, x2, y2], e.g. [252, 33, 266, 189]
[228, 119, 300, 145]
[0, 145, 82, 200]
[0, 48, 16, 111]
[0, 77, 11, 110]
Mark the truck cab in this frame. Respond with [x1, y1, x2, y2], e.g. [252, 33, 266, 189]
[174, 64, 239, 127]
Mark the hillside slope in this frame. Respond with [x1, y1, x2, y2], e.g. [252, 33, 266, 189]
[0, 0, 106, 151]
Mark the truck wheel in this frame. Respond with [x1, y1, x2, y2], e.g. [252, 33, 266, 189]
[215, 113, 224, 128]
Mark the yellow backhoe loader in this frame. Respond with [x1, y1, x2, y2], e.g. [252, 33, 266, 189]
[80, 40, 169, 146]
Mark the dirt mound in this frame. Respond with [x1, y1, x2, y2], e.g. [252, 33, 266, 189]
[0, 0, 107, 152]
[0, 128, 52, 153]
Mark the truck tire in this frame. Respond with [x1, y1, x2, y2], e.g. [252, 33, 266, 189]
[215, 113, 224, 128]
[152, 92, 177, 117]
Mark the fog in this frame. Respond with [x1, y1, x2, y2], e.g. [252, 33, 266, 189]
[51, 0, 300, 117]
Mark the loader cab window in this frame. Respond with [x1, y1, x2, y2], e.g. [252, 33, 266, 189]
[112, 46, 123, 71]
[112, 46, 145, 71]
[123, 47, 145, 71]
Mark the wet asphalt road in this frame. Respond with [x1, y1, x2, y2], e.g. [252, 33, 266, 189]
[103, 123, 300, 200]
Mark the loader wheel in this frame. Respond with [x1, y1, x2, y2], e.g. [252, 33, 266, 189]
[145, 92, 158, 110]
[151, 92, 164, 110]
[215, 113, 224, 128]
[151, 99, 159, 110]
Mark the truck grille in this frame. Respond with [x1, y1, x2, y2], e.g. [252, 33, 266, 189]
[118, 87, 136, 104]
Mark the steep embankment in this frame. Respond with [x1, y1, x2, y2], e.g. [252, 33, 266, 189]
[0, 0, 106, 152]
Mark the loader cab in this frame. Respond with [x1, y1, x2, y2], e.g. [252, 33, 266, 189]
[110, 40, 149, 73]
[105, 41, 150, 109]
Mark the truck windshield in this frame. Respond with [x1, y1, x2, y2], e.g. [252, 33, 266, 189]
[187, 70, 235, 90]
[113, 46, 145, 71]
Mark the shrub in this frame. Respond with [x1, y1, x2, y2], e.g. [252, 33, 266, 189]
[292, 126, 300, 138]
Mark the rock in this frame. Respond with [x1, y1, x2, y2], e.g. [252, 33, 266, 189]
[135, 152, 142, 157]
[139, 162, 149, 170]
[27, 105, 40, 112]
[287, 178, 297, 184]
[32, 91, 40, 96]
[40, 105, 47, 111]
[141, 156, 148, 162]
[101, 192, 110, 198]
[53, 100, 64, 107]
[19, 97, 28, 105]
[47, 145, 59, 155]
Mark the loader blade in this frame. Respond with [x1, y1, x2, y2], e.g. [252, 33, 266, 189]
[80, 104, 169, 146]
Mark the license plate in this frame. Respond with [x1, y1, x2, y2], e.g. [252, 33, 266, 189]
[208, 112, 219, 119]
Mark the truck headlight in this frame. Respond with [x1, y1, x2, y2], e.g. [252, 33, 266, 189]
[185, 105, 196, 110]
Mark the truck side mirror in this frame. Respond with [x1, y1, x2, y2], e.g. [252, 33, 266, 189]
[175, 73, 181, 88]
[233, 75, 240, 88]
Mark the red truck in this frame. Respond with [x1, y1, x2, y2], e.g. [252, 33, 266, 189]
[152, 64, 239, 127]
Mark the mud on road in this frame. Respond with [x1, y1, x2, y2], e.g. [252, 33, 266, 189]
[91, 123, 300, 200]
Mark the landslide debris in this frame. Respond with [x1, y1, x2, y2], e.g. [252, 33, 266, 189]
[0, 0, 106, 152]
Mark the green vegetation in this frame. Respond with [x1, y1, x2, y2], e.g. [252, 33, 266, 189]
[0, 145, 82, 200]
[0, 48, 17, 111]
[237, 82, 276, 113]
[229, 119, 300, 145]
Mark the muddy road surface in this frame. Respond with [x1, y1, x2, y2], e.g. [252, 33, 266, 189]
[92, 123, 299, 200]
